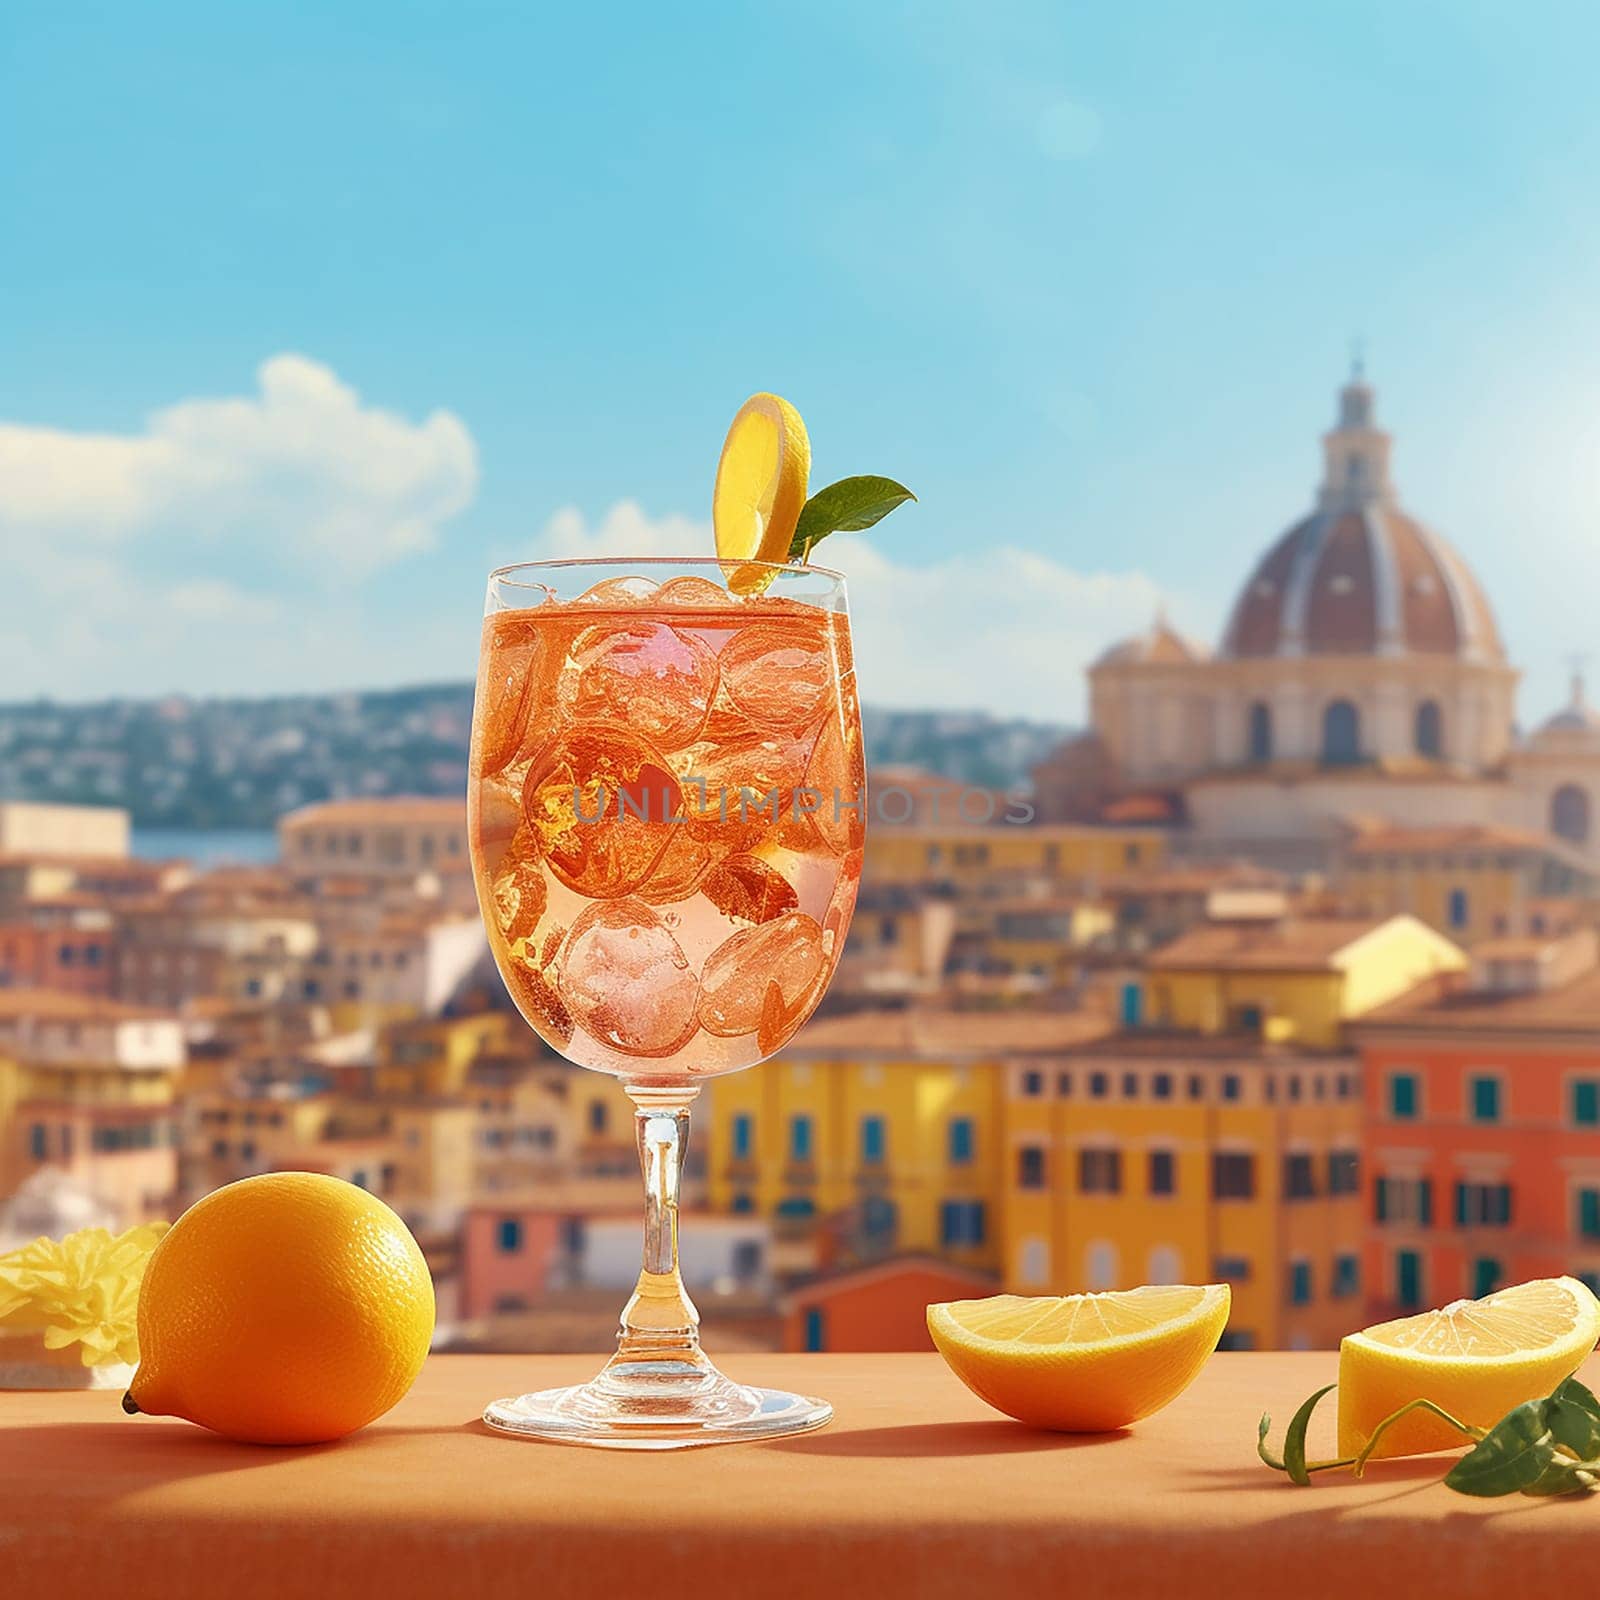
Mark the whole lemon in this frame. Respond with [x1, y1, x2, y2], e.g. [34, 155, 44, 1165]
[124, 1172, 435, 1445]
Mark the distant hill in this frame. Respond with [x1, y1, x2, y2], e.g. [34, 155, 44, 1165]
[0, 686, 1073, 830]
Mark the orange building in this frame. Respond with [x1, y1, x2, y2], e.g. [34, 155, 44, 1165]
[1354, 931, 1600, 1314]
[780, 1257, 998, 1352]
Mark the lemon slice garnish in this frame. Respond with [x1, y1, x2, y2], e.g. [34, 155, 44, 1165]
[713, 393, 810, 576]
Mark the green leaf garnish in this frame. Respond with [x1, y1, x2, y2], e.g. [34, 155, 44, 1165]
[788, 475, 916, 563]
[1548, 1376, 1600, 1458]
[1281, 1384, 1337, 1486]
[1444, 1400, 1557, 1497]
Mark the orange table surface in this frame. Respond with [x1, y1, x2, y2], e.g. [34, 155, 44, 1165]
[5, 1351, 1599, 1600]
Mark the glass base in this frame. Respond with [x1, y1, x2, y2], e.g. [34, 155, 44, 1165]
[483, 1357, 832, 1450]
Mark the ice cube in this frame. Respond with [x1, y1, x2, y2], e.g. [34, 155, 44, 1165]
[803, 713, 866, 856]
[567, 621, 717, 750]
[555, 899, 701, 1058]
[700, 853, 799, 925]
[656, 575, 738, 608]
[490, 852, 548, 946]
[572, 575, 660, 606]
[720, 619, 833, 731]
[698, 911, 827, 1041]
[476, 617, 541, 776]
[522, 727, 683, 898]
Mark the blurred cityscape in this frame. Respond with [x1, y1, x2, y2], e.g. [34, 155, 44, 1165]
[6, 371, 1600, 1354]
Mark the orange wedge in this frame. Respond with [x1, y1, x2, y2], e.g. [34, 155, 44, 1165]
[1338, 1275, 1600, 1458]
[927, 1284, 1230, 1431]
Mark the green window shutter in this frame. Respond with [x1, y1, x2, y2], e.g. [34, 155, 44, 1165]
[1582, 1190, 1600, 1239]
[1455, 1183, 1469, 1226]
[1375, 1177, 1388, 1222]
[1575, 1081, 1599, 1127]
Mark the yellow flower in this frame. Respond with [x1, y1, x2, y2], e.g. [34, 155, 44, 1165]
[0, 1222, 169, 1367]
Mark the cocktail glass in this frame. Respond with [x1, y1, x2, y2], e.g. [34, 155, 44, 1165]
[468, 557, 864, 1447]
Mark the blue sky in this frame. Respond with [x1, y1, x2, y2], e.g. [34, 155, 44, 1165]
[3, 0, 1599, 721]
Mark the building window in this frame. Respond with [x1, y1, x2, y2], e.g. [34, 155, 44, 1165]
[1017, 1146, 1047, 1190]
[1578, 1189, 1600, 1240]
[1057, 1072, 1073, 1097]
[1389, 1073, 1420, 1119]
[1148, 1149, 1175, 1196]
[1248, 701, 1273, 762]
[588, 1100, 608, 1136]
[1376, 1176, 1433, 1225]
[1289, 1261, 1313, 1305]
[804, 1307, 827, 1352]
[1283, 1153, 1317, 1200]
[1121, 1072, 1139, 1099]
[860, 1116, 886, 1164]
[1322, 699, 1362, 764]
[1333, 1254, 1360, 1298]
[1455, 1182, 1512, 1226]
[1328, 1150, 1360, 1195]
[1214, 1255, 1252, 1282]
[1414, 700, 1443, 759]
[1188, 1074, 1204, 1100]
[1448, 888, 1470, 930]
[1212, 1153, 1255, 1200]
[1396, 1249, 1423, 1309]
[730, 1191, 753, 1214]
[1222, 1075, 1241, 1102]
[923, 1114, 961, 1168]
[940, 1201, 986, 1247]
[731, 1113, 753, 1160]
[1469, 1076, 1501, 1123]
[28, 1124, 47, 1159]
[1552, 784, 1591, 845]
[1573, 1081, 1600, 1127]
[1152, 1073, 1172, 1100]
[1472, 1257, 1502, 1298]
[789, 1115, 813, 1162]
[1089, 1072, 1108, 1099]
[496, 1218, 523, 1253]
[1021, 1070, 1043, 1097]
[1119, 981, 1143, 1027]
[1078, 1148, 1122, 1195]
[1218, 1330, 1257, 1352]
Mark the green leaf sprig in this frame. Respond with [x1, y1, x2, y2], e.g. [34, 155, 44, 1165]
[788, 475, 916, 564]
[1258, 1374, 1600, 1498]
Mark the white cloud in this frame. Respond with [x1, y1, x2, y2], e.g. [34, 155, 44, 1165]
[0, 354, 477, 580]
[0, 356, 479, 699]
[528, 505, 1164, 723]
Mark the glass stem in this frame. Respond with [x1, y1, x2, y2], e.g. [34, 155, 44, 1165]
[611, 1084, 707, 1372]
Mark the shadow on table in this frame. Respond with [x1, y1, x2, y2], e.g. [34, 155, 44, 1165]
[6, 1418, 473, 1494]
[766, 1418, 1132, 1459]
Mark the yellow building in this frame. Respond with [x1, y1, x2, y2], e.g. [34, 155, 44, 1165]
[703, 1011, 1111, 1275]
[1143, 912, 1467, 1049]
[1334, 822, 1599, 946]
[864, 824, 1167, 893]
[998, 1037, 1365, 1350]
[375, 1012, 517, 1098]
[0, 994, 187, 1225]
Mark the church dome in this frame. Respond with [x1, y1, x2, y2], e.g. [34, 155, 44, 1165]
[1221, 372, 1504, 664]
[1531, 674, 1600, 744]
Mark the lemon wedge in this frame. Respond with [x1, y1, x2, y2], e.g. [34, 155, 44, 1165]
[927, 1283, 1230, 1431]
[1337, 1275, 1600, 1458]
[713, 393, 810, 574]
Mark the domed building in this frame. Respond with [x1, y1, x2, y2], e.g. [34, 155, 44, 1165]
[1059, 369, 1600, 869]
